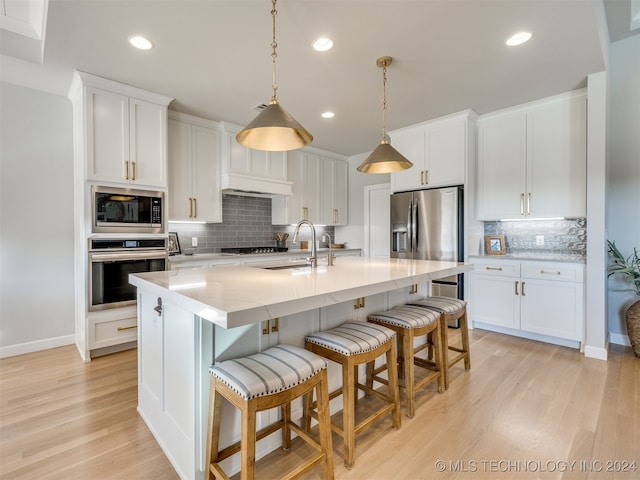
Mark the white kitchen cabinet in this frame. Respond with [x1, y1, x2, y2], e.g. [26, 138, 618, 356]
[320, 156, 348, 226]
[83, 83, 171, 188]
[168, 112, 222, 222]
[272, 149, 349, 226]
[272, 150, 321, 224]
[390, 111, 472, 193]
[470, 258, 584, 346]
[220, 122, 292, 196]
[476, 90, 587, 220]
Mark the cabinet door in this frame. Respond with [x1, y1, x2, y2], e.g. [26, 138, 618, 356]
[527, 96, 587, 218]
[86, 87, 130, 183]
[389, 128, 424, 192]
[192, 125, 222, 222]
[476, 112, 527, 220]
[129, 97, 167, 188]
[520, 279, 583, 341]
[168, 120, 193, 221]
[320, 158, 348, 226]
[470, 273, 520, 329]
[426, 117, 466, 188]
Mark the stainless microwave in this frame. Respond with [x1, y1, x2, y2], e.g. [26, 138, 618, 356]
[92, 185, 165, 234]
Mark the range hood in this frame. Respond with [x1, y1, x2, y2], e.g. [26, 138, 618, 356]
[221, 172, 293, 198]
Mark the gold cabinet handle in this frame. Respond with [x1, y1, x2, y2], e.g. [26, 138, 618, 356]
[409, 284, 418, 295]
[193, 197, 197, 218]
[486, 266, 503, 271]
[303, 207, 308, 220]
[540, 270, 561, 275]
[189, 198, 193, 218]
[131, 161, 136, 181]
[354, 297, 366, 309]
[527, 193, 531, 215]
[521, 281, 526, 296]
[424, 170, 429, 185]
[262, 319, 270, 335]
[333, 208, 338, 224]
[520, 193, 525, 215]
[515, 281, 519, 295]
[420, 170, 425, 185]
[271, 318, 279, 333]
[117, 325, 137, 331]
[125, 161, 130, 180]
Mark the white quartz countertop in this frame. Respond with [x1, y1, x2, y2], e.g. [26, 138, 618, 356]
[130, 257, 472, 329]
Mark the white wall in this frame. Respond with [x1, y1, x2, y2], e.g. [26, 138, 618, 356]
[0, 82, 75, 356]
[334, 152, 390, 249]
[606, 34, 640, 340]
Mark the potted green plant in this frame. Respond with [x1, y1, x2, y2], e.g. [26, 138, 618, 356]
[607, 240, 640, 357]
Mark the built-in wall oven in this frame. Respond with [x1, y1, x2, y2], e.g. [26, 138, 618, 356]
[89, 238, 167, 311]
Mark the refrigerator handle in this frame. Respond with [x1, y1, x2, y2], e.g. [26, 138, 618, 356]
[406, 199, 413, 253]
[411, 199, 418, 254]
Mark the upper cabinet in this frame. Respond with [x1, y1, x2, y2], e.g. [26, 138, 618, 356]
[220, 123, 293, 196]
[272, 149, 348, 226]
[168, 112, 222, 223]
[320, 156, 348, 226]
[68, 71, 173, 189]
[476, 90, 587, 220]
[390, 111, 474, 192]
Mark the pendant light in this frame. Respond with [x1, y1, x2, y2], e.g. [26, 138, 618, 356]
[357, 56, 413, 174]
[236, 0, 313, 151]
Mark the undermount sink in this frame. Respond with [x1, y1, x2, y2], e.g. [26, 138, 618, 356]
[260, 262, 310, 270]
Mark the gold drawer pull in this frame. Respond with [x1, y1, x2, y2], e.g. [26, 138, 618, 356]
[514, 281, 519, 295]
[117, 325, 137, 331]
[271, 317, 279, 333]
[540, 270, 561, 275]
[486, 266, 503, 271]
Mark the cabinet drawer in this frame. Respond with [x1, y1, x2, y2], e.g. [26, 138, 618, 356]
[471, 261, 519, 277]
[92, 317, 138, 348]
[520, 262, 584, 282]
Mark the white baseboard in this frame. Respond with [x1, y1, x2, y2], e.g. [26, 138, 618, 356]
[608, 332, 631, 347]
[583, 345, 608, 361]
[0, 335, 75, 359]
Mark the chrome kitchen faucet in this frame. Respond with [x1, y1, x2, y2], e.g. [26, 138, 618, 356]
[293, 219, 318, 268]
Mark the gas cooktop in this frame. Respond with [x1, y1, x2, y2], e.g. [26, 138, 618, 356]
[220, 246, 289, 255]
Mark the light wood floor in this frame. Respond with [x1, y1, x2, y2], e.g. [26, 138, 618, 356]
[1, 329, 638, 479]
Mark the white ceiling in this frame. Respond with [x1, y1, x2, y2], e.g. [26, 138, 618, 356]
[1, 0, 636, 156]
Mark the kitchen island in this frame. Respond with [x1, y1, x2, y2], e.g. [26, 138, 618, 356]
[129, 256, 472, 479]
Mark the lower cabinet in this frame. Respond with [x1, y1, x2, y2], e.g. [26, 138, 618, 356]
[470, 258, 584, 346]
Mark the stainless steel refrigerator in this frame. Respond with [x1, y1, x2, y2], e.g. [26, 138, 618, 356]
[391, 186, 464, 322]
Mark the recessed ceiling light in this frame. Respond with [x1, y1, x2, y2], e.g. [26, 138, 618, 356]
[321, 111, 335, 119]
[128, 35, 153, 50]
[313, 37, 334, 52]
[506, 32, 532, 46]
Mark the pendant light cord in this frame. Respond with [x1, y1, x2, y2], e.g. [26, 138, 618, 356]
[270, 0, 278, 103]
[381, 62, 388, 142]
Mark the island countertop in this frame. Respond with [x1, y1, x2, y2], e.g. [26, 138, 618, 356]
[130, 256, 472, 329]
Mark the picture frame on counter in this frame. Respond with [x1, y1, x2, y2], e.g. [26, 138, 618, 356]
[168, 232, 181, 255]
[485, 234, 506, 255]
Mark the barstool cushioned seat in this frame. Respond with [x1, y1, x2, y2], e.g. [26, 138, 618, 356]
[305, 321, 395, 356]
[210, 344, 327, 400]
[408, 296, 466, 313]
[368, 304, 441, 329]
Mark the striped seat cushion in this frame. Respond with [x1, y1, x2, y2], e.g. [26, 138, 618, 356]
[408, 296, 467, 314]
[209, 344, 327, 400]
[305, 321, 395, 356]
[368, 304, 441, 329]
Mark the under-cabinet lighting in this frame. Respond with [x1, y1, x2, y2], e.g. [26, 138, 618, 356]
[499, 217, 564, 221]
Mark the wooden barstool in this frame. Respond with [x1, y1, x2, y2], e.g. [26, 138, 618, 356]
[304, 321, 401, 469]
[205, 344, 334, 480]
[408, 297, 471, 389]
[367, 304, 445, 418]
